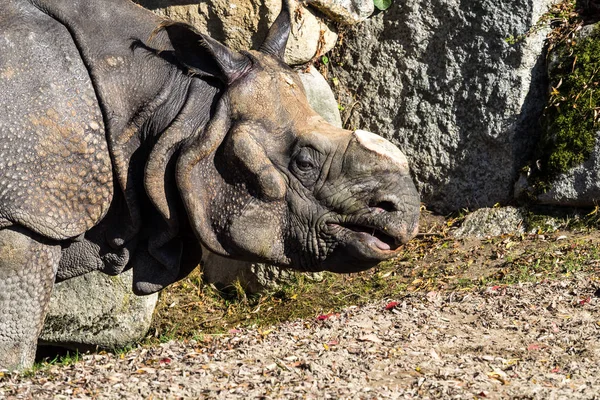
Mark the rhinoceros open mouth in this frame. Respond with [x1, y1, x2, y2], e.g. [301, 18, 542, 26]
[336, 223, 400, 252]
[319, 213, 417, 273]
[326, 219, 407, 255]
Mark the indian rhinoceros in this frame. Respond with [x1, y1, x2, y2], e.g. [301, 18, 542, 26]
[0, 0, 420, 370]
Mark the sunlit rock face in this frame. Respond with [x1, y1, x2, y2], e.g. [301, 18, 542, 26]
[334, 0, 554, 213]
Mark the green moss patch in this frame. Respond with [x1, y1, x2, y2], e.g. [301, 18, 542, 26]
[539, 23, 600, 177]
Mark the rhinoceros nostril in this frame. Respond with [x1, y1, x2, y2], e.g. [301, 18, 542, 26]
[369, 200, 397, 213]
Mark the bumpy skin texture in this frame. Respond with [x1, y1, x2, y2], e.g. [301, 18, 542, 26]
[0, 0, 420, 370]
[0, 2, 112, 239]
[0, 227, 60, 371]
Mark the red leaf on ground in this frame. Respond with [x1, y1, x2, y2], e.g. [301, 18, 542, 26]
[385, 301, 400, 310]
[579, 296, 591, 305]
[490, 285, 502, 291]
[551, 367, 560, 373]
[527, 343, 542, 351]
[159, 358, 171, 365]
[317, 313, 337, 321]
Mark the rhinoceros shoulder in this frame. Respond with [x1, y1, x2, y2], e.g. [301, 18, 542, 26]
[0, 1, 113, 240]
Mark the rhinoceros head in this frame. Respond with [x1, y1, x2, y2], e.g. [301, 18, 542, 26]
[165, 1, 420, 273]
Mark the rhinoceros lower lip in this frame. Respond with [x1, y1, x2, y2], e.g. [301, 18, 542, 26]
[329, 223, 399, 252]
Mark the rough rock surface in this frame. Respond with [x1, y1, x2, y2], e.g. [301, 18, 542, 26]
[453, 206, 527, 239]
[5, 277, 599, 398]
[533, 138, 600, 206]
[40, 270, 157, 350]
[334, 0, 553, 213]
[136, 0, 337, 65]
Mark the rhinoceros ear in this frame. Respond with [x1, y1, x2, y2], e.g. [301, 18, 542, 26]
[159, 21, 251, 83]
[258, 0, 292, 60]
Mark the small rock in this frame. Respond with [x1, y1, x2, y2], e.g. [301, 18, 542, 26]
[308, 0, 374, 25]
[452, 207, 527, 239]
[534, 137, 600, 207]
[298, 66, 343, 128]
[285, 4, 338, 65]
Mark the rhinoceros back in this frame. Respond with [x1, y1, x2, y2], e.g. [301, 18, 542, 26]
[0, 1, 113, 240]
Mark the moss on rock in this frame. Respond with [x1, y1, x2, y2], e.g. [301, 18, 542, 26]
[539, 23, 600, 177]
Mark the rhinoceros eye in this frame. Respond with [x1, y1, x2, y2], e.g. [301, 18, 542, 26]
[291, 147, 321, 187]
[295, 149, 315, 171]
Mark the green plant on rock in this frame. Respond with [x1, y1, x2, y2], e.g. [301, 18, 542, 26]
[373, 0, 392, 11]
[505, 0, 579, 45]
[539, 23, 600, 177]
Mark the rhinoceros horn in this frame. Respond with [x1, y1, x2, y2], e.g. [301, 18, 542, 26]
[258, 0, 292, 59]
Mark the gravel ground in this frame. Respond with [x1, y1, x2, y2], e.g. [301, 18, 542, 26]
[1, 275, 599, 399]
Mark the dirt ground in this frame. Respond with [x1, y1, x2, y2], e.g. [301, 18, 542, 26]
[1, 275, 598, 399]
[1, 212, 600, 399]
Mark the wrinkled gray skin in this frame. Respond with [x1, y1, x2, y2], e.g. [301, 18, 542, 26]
[0, 0, 420, 370]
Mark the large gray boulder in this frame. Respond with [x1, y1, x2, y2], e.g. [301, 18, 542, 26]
[40, 270, 157, 350]
[334, 0, 553, 213]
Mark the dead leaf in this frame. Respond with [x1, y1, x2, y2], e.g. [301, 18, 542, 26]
[136, 367, 156, 374]
[579, 296, 591, 305]
[430, 348, 441, 360]
[358, 334, 382, 343]
[487, 368, 509, 384]
[527, 343, 543, 351]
